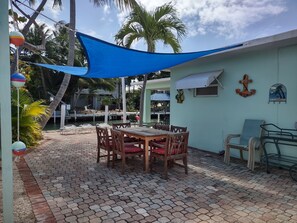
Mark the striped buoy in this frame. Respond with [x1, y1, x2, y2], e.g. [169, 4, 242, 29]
[9, 31, 25, 46]
[11, 72, 26, 88]
[12, 141, 26, 156]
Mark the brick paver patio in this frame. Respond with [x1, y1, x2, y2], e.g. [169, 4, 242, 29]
[22, 131, 297, 222]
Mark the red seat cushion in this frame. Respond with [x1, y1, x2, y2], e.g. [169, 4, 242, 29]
[124, 145, 143, 153]
[152, 148, 180, 155]
[154, 140, 166, 145]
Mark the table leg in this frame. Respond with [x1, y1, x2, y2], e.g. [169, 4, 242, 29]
[145, 139, 149, 173]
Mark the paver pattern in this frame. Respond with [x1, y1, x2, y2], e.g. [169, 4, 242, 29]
[24, 131, 297, 223]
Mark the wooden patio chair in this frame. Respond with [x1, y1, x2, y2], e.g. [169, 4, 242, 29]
[224, 119, 265, 170]
[112, 122, 131, 129]
[96, 126, 112, 166]
[111, 129, 144, 174]
[170, 125, 187, 133]
[112, 122, 142, 144]
[150, 123, 171, 149]
[150, 132, 189, 179]
[153, 123, 170, 131]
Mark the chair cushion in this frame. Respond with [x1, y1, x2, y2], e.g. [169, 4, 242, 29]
[154, 140, 166, 144]
[152, 148, 179, 155]
[124, 145, 143, 153]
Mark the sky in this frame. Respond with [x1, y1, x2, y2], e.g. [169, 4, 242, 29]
[16, 0, 297, 52]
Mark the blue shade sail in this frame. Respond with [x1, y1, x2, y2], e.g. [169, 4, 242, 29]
[35, 32, 242, 78]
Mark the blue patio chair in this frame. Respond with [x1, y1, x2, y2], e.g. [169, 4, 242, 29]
[224, 119, 265, 170]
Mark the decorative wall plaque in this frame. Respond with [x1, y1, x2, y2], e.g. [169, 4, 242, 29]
[235, 74, 256, 97]
[175, 89, 184, 103]
[269, 83, 287, 103]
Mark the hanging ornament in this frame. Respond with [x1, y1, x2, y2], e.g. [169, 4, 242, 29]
[9, 31, 25, 46]
[11, 73, 27, 160]
[11, 72, 26, 88]
[12, 141, 27, 156]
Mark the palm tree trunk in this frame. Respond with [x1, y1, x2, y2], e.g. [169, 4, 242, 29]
[139, 45, 153, 126]
[139, 74, 147, 126]
[40, 0, 76, 128]
[39, 67, 47, 98]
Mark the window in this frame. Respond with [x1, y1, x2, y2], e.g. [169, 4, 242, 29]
[194, 80, 218, 96]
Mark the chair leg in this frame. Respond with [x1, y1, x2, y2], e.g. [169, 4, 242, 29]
[240, 149, 243, 160]
[121, 155, 125, 174]
[143, 154, 145, 171]
[247, 146, 255, 171]
[163, 158, 168, 180]
[149, 154, 153, 172]
[107, 150, 110, 167]
[97, 147, 100, 163]
[183, 156, 188, 175]
[112, 152, 115, 168]
[224, 146, 230, 165]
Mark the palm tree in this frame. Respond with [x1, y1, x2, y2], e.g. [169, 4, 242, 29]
[11, 89, 49, 146]
[115, 3, 186, 126]
[39, 0, 139, 128]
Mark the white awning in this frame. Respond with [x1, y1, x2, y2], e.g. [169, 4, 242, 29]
[151, 93, 170, 101]
[175, 70, 223, 89]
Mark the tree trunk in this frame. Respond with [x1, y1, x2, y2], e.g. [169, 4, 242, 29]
[138, 74, 147, 126]
[39, 67, 47, 98]
[73, 88, 82, 110]
[139, 45, 153, 126]
[40, 0, 76, 128]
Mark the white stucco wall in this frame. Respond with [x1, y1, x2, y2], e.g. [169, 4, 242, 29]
[170, 44, 297, 158]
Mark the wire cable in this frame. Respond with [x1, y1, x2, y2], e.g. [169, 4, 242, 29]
[14, 0, 77, 33]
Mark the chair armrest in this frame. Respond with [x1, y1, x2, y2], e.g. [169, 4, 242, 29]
[248, 137, 261, 149]
[225, 134, 241, 144]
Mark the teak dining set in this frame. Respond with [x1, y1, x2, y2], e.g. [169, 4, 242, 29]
[96, 123, 189, 179]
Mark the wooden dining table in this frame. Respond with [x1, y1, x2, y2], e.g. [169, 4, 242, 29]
[117, 126, 171, 172]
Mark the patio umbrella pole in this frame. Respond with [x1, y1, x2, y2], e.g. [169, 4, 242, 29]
[0, 0, 14, 221]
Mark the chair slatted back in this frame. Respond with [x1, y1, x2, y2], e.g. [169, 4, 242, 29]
[112, 122, 131, 129]
[111, 129, 124, 153]
[96, 126, 110, 150]
[240, 119, 265, 145]
[166, 132, 189, 157]
[170, 125, 187, 133]
[153, 123, 170, 131]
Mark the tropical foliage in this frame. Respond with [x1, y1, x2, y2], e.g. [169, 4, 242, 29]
[38, 0, 139, 128]
[11, 89, 49, 147]
[115, 2, 186, 125]
[10, 0, 141, 129]
[126, 89, 141, 111]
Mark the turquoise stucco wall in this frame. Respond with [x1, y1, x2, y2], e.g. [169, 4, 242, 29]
[170, 44, 297, 158]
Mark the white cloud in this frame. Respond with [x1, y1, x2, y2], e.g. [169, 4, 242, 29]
[45, 0, 62, 20]
[103, 5, 111, 15]
[122, 0, 287, 39]
[81, 29, 101, 39]
[117, 10, 130, 25]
